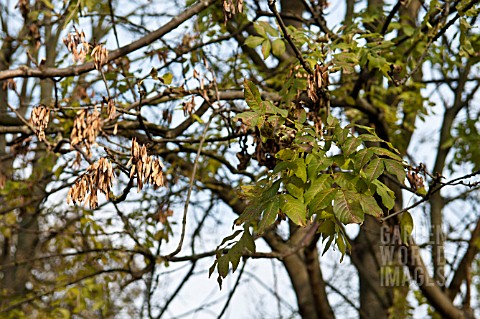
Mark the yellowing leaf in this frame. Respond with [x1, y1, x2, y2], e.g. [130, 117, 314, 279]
[373, 180, 395, 210]
[161, 73, 173, 85]
[245, 36, 264, 48]
[244, 79, 262, 111]
[272, 38, 286, 57]
[280, 194, 307, 226]
[258, 197, 280, 232]
[262, 39, 271, 59]
[400, 211, 414, 245]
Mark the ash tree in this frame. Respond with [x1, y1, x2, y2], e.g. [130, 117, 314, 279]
[0, 0, 480, 318]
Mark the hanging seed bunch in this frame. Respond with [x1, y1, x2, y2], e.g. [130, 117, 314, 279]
[106, 97, 116, 120]
[70, 108, 102, 157]
[222, 0, 243, 22]
[30, 104, 50, 142]
[307, 64, 329, 103]
[63, 28, 90, 63]
[127, 138, 165, 192]
[91, 44, 109, 70]
[67, 157, 114, 209]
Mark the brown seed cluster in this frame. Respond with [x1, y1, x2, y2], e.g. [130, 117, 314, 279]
[30, 105, 50, 142]
[127, 138, 165, 192]
[407, 171, 425, 191]
[91, 44, 109, 70]
[67, 157, 114, 209]
[307, 64, 329, 103]
[182, 96, 195, 116]
[63, 28, 90, 63]
[70, 108, 101, 157]
[223, 0, 244, 22]
[106, 97, 116, 120]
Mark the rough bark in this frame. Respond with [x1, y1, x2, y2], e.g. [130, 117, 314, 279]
[430, 62, 473, 286]
[351, 217, 392, 319]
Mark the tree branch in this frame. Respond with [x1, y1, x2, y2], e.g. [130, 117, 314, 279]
[0, 0, 217, 81]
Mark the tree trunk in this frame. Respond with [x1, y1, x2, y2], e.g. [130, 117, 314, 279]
[351, 216, 393, 319]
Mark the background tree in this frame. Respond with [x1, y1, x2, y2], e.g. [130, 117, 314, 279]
[0, 0, 479, 318]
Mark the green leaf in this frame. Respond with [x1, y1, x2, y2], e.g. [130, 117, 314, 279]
[372, 180, 395, 210]
[333, 190, 364, 224]
[240, 226, 256, 253]
[400, 211, 414, 245]
[306, 152, 332, 180]
[272, 38, 286, 57]
[367, 52, 391, 76]
[322, 235, 335, 255]
[309, 188, 337, 212]
[237, 180, 281, 224]
[293, 158, 307, 183]
[384, 159, 406, 184]
[334, 172, 358, 190]
[237, 200, 262, 223]
[351, 124, 377, 134]
[304, 174, 332, 204]
[354, 149, 373, 172]
[228, 245, 242, 272]
[217, 255, 229, 278]
[369, 147, 402, 161]
[245, 36, 265, 48]
[417, 187, 427, 196]
[276, 148, 296, 161]
[358, 194, 383, 218]
[258, 197, 280, 232]
[257, 21, 278, 36]
[53, 308, 71, 318]
[161, 73, 173, 85]
[234, 111, 258, 126]
[336, 235, 347, 262]
[217, 230, 242, 248]
[254, 22, 267, 37]
[286, 177, 304, 199]
[318, 218, 336, 237]
[244, 79, 263, 111]
[342, 137, 362, 157]
[208, 259, 218, 278]
[358, 134, 384, 143]
[334, 125, 349, 145]
[264, 101, 288, 117]
[364, 158, 385, 183]
[273, 160, 293, 174]
[191, 113, 204, 124]
[262, 39, 271, 59]
[280, 194, 307, 226]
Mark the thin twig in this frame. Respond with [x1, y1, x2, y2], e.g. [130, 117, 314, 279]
[218, 260, 247, 318]
[381, 1, 401, 35]
[268, 0, 313, 75]
[166, 109, 217, 258]
[381, 169, 480, 221]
